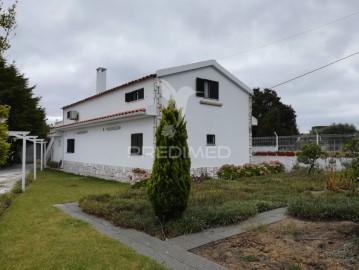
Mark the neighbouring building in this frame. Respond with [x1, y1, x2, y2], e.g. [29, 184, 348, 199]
[49, 60, 253, 181]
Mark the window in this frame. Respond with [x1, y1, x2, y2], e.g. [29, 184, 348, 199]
[125, 88, 144, 102]
[207, 134, 215, 145]
[196, 78, 219, 100]
[67, 139, 75, 153]
[131, 133, 143, 155]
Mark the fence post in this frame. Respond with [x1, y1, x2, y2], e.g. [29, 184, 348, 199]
[274, 132, 278, 151]
[315, 130, 319, 145]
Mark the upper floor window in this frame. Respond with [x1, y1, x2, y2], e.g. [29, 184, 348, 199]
[196, 78, 219, 100]
[125, 88, 144, 102]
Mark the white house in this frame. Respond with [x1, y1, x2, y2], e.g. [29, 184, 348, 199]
[49, 60, 253, 181]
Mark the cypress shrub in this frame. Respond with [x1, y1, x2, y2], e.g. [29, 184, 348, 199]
[147, 99, 191, 221]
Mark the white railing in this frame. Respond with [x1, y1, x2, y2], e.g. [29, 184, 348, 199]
[253, 133, 359, 152]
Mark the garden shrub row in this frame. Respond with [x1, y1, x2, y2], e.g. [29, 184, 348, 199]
[288, 193, 359, 222]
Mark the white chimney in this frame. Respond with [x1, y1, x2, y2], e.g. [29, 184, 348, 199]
[96, 67, 107, 94]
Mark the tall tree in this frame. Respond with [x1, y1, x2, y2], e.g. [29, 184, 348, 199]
[0, 56, 49, 164]
[0, 0, 17, 55]
[252, 88, 299, 137]
[315, 123, 358, 135]
[147, 99, 191, 221]
[0, 57, 48, 138]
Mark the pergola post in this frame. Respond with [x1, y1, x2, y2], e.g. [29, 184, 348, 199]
[9, 131, 30, 192]
[40, 139, 44, 171]
[22, 135, 26, 191]
[44, 142, 47, 168]
[27, 136, 38, 181]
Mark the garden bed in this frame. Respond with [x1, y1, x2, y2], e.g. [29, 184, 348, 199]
[80, 170, 326, 239]
[192, 218, 359, 270]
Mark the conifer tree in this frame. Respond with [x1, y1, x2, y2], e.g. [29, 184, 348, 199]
[147, 99, 191, 221]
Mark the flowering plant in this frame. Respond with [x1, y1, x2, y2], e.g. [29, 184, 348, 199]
[217, 161, 285, 180]
[130, 168, 150, 188]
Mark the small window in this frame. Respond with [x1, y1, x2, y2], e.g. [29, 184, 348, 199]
[196, 78, 219, 100]
[125, 88, 144, 102]
[67, 139, 75, 153]
[67, 111, 70, 119]
[131, 133, 143, 155]
[207, 134, 215, 145]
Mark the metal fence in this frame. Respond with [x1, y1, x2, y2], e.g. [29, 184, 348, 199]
[252, 134, 359, 152]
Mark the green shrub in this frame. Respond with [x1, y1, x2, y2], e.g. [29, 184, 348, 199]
[47, 161, 60, 169]
[297, 144, 325, 175]
[288, 193, 359, 222]
[217, 161, 285, 180]
[147, 99, 191, 221]
[343, 137, 359, 157]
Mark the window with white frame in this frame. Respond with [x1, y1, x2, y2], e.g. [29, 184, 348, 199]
[196, 78, 219, 100]
[125, 88, 144, 102]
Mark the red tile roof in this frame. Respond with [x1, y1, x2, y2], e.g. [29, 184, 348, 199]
[54, 108, 146, 129]
[62, 74, 156, 109]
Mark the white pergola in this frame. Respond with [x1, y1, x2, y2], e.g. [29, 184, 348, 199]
[8, 131, 46, 191]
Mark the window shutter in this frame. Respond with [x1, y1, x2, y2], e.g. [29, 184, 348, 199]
[125, 92, 131, 102]
[138, 88, 144, 99]
[138, 133, 143, 155]
[196, 78, 205, 97]
[211, 81, 219, 100]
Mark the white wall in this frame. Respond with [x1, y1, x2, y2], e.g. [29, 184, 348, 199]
[52, 137, 63, 162]
[62, 117, 154, 169]
[63, 78, 155, 125]
[160, 66, 251, 168]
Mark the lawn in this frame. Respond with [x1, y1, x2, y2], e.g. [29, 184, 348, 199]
[80, 169, 343, 239]
[0, 169, 166, 270]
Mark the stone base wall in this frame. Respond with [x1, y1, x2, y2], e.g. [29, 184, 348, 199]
[63, 161, 147, 183]
[63, 161, 220, 182]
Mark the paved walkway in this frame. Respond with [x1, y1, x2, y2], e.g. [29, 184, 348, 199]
[0, 164, 32, 194]
[55, 202, 287, 270]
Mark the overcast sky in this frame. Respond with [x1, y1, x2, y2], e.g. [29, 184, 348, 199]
[3, 0, 359, 133]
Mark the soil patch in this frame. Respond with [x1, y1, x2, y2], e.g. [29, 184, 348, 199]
[192, 218, 359, 270]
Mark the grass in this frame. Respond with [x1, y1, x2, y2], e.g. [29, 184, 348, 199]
[0, 169, 166, 270]
[80, 169, 326, 239]
[0, 171, 32, 216]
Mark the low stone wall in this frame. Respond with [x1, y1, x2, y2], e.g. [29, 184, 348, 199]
[63, 160, 219, 182]
[63, 161, 138, 182]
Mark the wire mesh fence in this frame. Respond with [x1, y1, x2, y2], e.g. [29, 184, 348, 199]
[252, 134, 359, 152]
